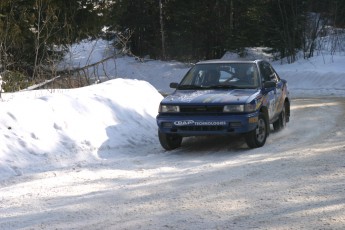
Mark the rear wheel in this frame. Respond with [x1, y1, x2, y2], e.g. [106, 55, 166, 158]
[158, 130, 182, 150]
[245, 113, 268, 148]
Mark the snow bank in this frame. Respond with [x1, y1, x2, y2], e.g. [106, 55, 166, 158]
[0, 79, 163, 178]
[273, 54, 345, 97]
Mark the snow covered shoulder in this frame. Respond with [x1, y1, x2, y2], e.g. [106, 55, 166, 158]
[0, 79, 163, 179]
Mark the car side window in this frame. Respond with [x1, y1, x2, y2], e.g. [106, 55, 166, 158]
[259, 62, 277, 82]
[259, 62, 271, 82]
[270, 67, 281, 82]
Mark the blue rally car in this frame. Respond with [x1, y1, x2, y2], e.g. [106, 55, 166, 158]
[156, 59, 290, 150]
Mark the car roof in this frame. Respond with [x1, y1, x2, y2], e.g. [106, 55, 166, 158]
[196, 59, 263, 65]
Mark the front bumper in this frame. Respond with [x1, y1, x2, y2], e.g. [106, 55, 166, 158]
[156, 112, 259, 137]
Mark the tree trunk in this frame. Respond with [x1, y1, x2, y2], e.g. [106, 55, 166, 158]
[159, 0, 166, 60]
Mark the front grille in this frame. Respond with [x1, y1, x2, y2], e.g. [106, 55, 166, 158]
[178, 126, 225, 132]
[180, 105, 223, 113]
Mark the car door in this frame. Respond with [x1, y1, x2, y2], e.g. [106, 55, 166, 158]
[259, 61, 281, 121]
[268, 64, 285, 114]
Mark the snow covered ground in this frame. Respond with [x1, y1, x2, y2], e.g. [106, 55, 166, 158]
[1, 40, 345, 229]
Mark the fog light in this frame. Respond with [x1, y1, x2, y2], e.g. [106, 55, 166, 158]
[162, 122, 173, 128]
[229, 122, 242, 127]
[248, 117, 258, 123]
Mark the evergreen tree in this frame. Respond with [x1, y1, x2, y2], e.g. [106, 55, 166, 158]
[109, 0, 161, 58]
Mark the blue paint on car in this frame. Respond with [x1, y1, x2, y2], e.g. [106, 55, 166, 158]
[156, 59, 290, 150]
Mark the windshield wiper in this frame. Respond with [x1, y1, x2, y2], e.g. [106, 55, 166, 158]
[177, 85, 207, 90]
[208, 84, 241, 89]
[177, 84, 243, 90]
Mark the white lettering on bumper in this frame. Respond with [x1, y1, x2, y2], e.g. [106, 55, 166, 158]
[174, 120, 226, 126]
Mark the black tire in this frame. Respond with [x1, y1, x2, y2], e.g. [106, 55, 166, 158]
[273, 102, 287, 131]
[245, 113, 268, 148]
[158, 130, 182, 150]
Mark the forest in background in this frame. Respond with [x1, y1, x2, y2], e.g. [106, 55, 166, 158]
[1, 0, 345, 91]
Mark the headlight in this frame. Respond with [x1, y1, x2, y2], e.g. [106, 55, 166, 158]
[224, 101, 257, 113]
[223, 105, 244, 113]
[159, 105, 180, 113]
[245, 99, 259, 112]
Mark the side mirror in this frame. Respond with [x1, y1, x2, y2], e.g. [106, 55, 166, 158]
[263, 81, 276, 88]
[170, 82, 179, 88]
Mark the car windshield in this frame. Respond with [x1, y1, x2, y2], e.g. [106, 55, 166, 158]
[178, 63, 260, 89]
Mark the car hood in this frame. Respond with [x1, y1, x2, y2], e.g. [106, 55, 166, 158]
[162, 89, 260, 104]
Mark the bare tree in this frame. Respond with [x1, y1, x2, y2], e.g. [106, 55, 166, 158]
[277, 0, 297, 63]
[159, 0, 166, 60]
[32, 0, 63, 81]
[303, 12, 324, 59]
[31, 29, 135, 90]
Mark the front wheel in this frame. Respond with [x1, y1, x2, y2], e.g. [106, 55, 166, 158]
[245, 113, 268, 148]
[158, 130, 183, 150]
[273, 102, 287, 131]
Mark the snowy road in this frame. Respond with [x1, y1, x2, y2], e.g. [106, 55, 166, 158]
[1, 97, 345, 229]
